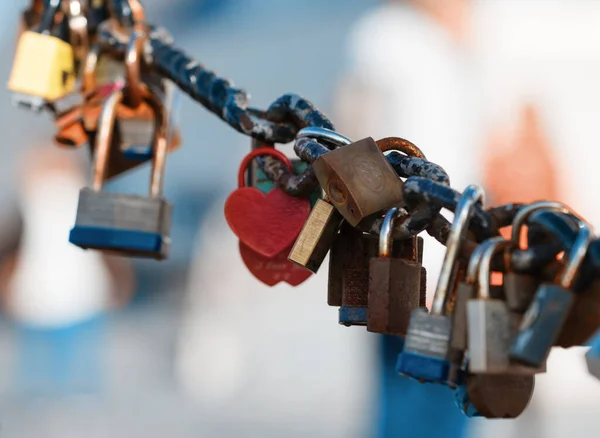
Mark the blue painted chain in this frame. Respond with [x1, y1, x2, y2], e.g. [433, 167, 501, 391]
[92, 6, 600, 281]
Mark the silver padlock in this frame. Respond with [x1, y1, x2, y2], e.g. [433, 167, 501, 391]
[468, 237, 544, 375]
[69, 87, 172, 260]
[450, 241, 503, 352]
[396, 185, 484, 386]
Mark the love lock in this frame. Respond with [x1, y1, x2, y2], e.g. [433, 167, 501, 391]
[69, 87, 172, 259]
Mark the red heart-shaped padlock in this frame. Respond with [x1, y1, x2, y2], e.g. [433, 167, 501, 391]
[239, 242, 312, 286]
[224, 148, 311, 259]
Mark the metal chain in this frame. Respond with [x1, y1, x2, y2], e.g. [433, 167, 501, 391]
[45, 1, 600, 280]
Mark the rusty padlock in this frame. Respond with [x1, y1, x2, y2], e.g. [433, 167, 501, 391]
[313, 137, 404, 227]
[329, 221, 423, 326]
[367, 208, 422, 336]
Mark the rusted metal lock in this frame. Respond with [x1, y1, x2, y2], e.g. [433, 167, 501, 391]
[329, 221, 423, 326]
[288, 198, 343, 274]
[556, 279, 600, 347]
[455, 373, 534, 419]
[313, 137, 404, 227]
[367, 208, 422, 336]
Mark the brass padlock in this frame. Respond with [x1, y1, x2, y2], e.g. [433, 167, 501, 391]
[288, 198, 343, 274]
[8, 31, 76, 103]
[367, 208, 422, 336]
[313, 137, 404, 227]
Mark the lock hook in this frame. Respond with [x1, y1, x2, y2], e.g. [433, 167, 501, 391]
[431, 185, 485, 315]
[92, 84, 167, 196]
[378, 207, 409, 258]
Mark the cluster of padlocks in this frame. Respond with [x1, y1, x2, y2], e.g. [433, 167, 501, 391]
[8, 0, 600, 419]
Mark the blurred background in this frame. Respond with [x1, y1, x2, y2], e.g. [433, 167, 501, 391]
[0, 0, 600, 437]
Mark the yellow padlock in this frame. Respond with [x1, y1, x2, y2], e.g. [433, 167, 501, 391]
[8, 31, 76, 102]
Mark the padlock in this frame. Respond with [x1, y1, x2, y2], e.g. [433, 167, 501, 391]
[451, 242, 500, 353]
[454, 373, 534, 419]
[225, 148, 311, 259]
[585, 330, 600, 380]
[396, 185, 484, 385]
[504, 202, 571, 313]
[69, 87, 172, 259]
[467, 237, 543, 374]
[510, 219, 593, 367]
[332, 223, 371, 326]
[367, 207, 422, 336]
[329, 222, 421, 326]
[288, 199, 343, 274]
[8, 30, 76, 104]
[312, 137, 404, 226]
[556, 278, 600, 347]
[231, 147, 313, 287]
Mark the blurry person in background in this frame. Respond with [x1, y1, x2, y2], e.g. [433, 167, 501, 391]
[334, 0, 480, 436]
[0, 146, 134, 397]
[471, 1, 600, 437]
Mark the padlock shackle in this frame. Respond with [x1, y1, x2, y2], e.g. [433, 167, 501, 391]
[81, 45, 101, 94]
[376, 137, 426, 159]
[431, 185, 485, 315]
[237, 148, 294, 188]
[108, 0, 146, 31]
[477, 237, 514, 300]
[511, 201, 579, 246]
[38, 0, 63, 35]
[296, 127, 352, 149]
[466, 239, 496, 285]
[124, 29, 146, 109]
[557, 221, 594, 289]
[378, 207, 408, 257]
[92, 84, 168, 197]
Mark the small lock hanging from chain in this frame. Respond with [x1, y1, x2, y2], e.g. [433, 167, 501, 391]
[69, 85, 173, 259]
[367, 208, 424, 336]
[312, 136, 404, 227]
[454, 373, 535, 419]
[510, 215, 593, 368]
[450, 240, 505, 353]
[9, 0, 76, 108]
[397, 185, 484, 386]
[231, 147, 313, 287]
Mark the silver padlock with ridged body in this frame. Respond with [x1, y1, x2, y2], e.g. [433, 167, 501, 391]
[70, 86, 172, 259]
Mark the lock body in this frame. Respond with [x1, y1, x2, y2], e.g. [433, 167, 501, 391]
[396, 309, 454, 384]
[556, 279, 600, 347]
[450, 282, 476, 352]
[451, 284, 507, 354]
[510, 284, 574, 367]
[313, 137, 404, 226]
[504, 273, 538, 313]
[331, 224, 372, 326]
[69, 188, 172, 259]
[289, 199, 343, 273]
[455, 374, 534, 419]
[367, 237, 422, 336]
[8, 31, 76, 102]
[467, 298, 514, 374]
